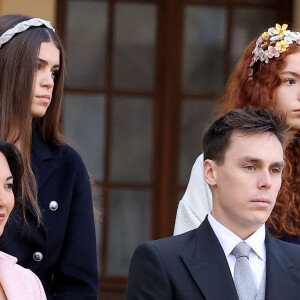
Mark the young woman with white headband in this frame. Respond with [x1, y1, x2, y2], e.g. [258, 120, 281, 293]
[0, 14, 99, 299]
[175, 24, 300, 245]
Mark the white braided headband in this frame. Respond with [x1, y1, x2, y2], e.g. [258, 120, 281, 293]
[0, 17, 55, 48]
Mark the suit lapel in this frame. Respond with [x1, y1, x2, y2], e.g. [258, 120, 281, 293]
[181, 218, 239, 300]
[265, 233, 292, 300]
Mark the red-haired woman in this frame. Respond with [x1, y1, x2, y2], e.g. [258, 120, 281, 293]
[0, 14, 99, 299]
[174, 24, 300, 244]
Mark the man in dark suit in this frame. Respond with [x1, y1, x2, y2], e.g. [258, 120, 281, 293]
[126, 107, 300, 300]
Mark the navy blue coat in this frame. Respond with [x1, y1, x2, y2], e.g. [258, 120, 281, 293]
[280, 233, 300, 245]
[1, 127, 99, 299]
[126, 217, 300, 300]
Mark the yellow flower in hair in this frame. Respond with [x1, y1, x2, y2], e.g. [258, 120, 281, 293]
[261, 32, 270, 40]
[276, 40, 289, 53]
[273, 23, 288, 38]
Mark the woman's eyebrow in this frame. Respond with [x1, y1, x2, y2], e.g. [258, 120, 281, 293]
[38, 58, 48, 66]
[6, 175, 13, 180]
[281, 71, 300, 78]
[37, 58, 60, 69]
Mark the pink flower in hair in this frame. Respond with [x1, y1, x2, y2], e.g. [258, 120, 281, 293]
[267, 46, 280, 58]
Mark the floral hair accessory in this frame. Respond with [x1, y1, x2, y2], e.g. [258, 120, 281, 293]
[0, 18, 55, 48]
[249, 23, 300, 77]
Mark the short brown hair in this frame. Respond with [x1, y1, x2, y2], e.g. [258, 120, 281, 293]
[203, 107, 288, 165]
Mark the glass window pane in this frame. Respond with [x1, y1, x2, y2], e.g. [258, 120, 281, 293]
[179, 99, 217, 185]
[114, 3, 156, 91]
[231, 8, 277, 69]
[65, 1, 108, 88]
[110, 97, 153, 183]
[107, 189, 151, 275]
[63, 93, 106, 181]
[182, 6, 226, 93]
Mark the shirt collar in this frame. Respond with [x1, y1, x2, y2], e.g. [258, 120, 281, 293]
[245, 224, 266, 261]
[208, 213, 266, 261]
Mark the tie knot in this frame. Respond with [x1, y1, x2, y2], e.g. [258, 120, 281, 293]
[232, 242, 251, 259]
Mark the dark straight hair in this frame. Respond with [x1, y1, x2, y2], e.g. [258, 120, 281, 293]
[0, 14, 65, 222]
[0, 140, 24, 206]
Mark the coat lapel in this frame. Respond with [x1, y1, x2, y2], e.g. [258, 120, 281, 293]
[181, 218, 239, 300]
[31, 126, 59, 191]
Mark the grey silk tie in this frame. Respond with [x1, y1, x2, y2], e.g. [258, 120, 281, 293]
[232, 242, 257, 300]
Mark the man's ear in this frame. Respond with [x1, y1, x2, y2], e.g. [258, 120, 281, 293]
[203, 159, 217, 186]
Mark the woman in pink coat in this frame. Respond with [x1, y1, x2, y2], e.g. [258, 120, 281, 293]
[0, 140, 46, 300]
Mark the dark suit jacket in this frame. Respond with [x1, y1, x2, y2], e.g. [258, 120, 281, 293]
[126, 217, 300, 300]
[1, 127, 99, 299]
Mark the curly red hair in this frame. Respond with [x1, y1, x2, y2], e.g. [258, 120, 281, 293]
[218, 36, 300, 238]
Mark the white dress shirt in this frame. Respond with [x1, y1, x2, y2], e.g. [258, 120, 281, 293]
[208, 213, 266, 289]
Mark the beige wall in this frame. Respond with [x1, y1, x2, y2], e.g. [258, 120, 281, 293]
[0, 0, 56, 25]
[0, 0, 299, 31]
[294, 0, 300, 30]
